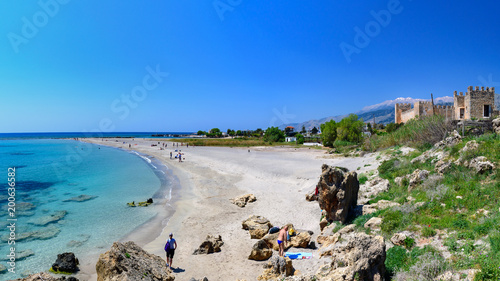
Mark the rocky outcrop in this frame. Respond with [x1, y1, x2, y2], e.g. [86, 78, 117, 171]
[258, 256, 294, 280]
[408, 169, 429, 190]
[231, 194, 256, 207]
[51, 252, 79, 273]
[434, 130, 462, 149]
[249, 239, 273, 261]
[317, 164, 359, 224]
[435, 160, 452, 175]
[316, 232, 386, 281]
[461, 140, 479, 153]
[364, 217, 382, 231]
[390, 231, 414, 246]
[305, 190, 318, 201]
[358, 177, 389, 204]
[193, 235, 224, 255]
[11, 272, 79, 281]
[95, 241, 174, 281]
[493, 117, 500, 134]
[362, 200, 400, 215]
[242, 215, 273, 239]
[466, 156, 495, 173]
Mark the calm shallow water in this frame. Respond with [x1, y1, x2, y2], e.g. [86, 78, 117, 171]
[0, 139, 171, 279]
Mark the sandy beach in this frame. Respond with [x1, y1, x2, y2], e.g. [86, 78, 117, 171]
[78, 138, 382, 281]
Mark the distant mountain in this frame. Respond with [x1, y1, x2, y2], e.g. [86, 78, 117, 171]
[280, 96, 455, 131]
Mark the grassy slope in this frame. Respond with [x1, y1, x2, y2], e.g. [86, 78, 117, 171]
[363, 133, 500, 280]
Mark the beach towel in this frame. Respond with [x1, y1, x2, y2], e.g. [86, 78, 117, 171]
[284, 252, 313, 260]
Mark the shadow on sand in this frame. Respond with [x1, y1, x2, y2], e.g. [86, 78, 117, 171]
[171, 267, 185, 273]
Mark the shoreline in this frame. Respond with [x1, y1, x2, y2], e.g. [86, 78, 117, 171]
[74, 140, 187, 280]
[76, 138, 383, 280]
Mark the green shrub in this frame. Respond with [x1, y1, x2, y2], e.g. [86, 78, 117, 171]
[381, 210, 403, 233]
[490, 234, 500, 254]
[353, 211, 381, 228]
[452, 216, 470, 230]
[422, 226, 436, 237]
[475, 252, 500, 280]
[385, 246, 409, 276]
[358, 174, 368, 185]
[404, 237, 415, 249]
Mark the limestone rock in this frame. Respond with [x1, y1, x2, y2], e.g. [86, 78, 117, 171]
[262, 232, 291, 251]
[434, 130, 462, 149]
[315, 232, 386, 281]
[305, 190, 318, 201]
[493, 117, 500, 134]
[249, 239, 273, 261]
[390, 231, 414, 246]
[461, 140, 479, 153]
[193, 235, 223, 255]
[408, 169, 429, 190]
[435, 160, 452, 175]
[231, 194, 257, 207]
[467, 156, 495, 173]
[51, 252, 79, 273]
[96, 241, 174, 281]
[258, 256, 294, 280]
[362, 200, 400, 215]
[242, 215, 273, 239]
[319, 217, 328, 231]
[364, 217, 382, 230]
[358, 177, 389, 204]
[317, 164, 359, 224]
[394, 176, 405, 186]
[290, 232, 311, 248]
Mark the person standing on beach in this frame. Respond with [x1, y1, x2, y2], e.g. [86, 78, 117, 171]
[170, 152, 172, 159]
[165, 233, 177, 269]
[178, 152, 182, 162]
[278, 226, 288, 257]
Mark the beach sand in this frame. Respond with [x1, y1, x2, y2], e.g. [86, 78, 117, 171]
[77, 138, 382, 281]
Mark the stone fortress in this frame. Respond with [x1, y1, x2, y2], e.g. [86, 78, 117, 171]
[395, 86, 499, 124]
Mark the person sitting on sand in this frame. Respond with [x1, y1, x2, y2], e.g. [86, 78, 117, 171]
[166, 233, 177, 269]
[278, 225, 288, 257]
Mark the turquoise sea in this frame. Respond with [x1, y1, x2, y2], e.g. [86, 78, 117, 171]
[0, 138, 173, 279]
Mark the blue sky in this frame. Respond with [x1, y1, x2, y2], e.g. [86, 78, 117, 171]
[1, 0, 499, 133]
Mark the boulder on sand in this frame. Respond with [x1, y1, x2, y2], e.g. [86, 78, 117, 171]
[242, 215, 273, 239]
[231, 194, 257, 207]
[193, 235, 224, 255]
[316, 232, 386, 281]
[51, 252, 79, 273]
[96, 241, 174, 281]
[317, 164, 359, 224]
[249, 239, 273, 261]
[258, 256, 294, 280]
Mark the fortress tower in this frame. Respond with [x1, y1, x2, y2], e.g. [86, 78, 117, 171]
[395, 86, 498, 124]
